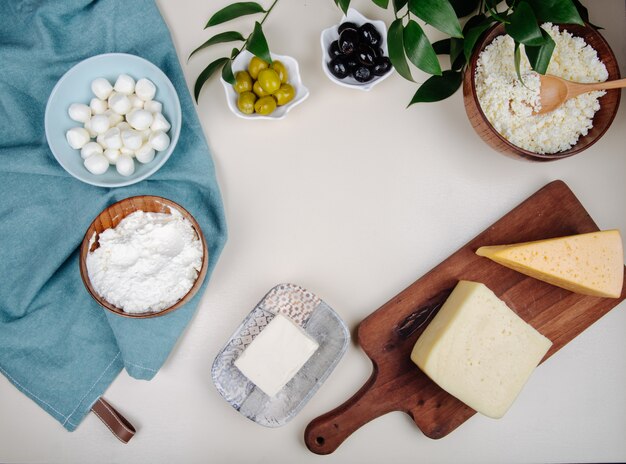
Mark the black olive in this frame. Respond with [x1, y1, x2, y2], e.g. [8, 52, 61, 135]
[372, 56, 392, 76]
[357, 44, 376, 67]
[328, 56, 349, 79]
[344, 53, 359, 70]
[353, 65, 372, 82]
[337, 21, 358, 35]
[359, 23, 381, 47]
[329, 40, 342, 58]
[338, 29, 359, 55]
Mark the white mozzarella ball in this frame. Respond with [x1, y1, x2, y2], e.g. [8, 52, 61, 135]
[66, 127, 91, 149]
[141, 129, 151, 142]
[114, 74, 135, 95]
[135, 78, 156, 101]
[90, 114, 110, 135]
[83, 120, 97, 137]
[120, 147, 135, 156]
[115, 155, 135, 176]
[150, 112, 171, 132]
[91, 78, 113, 100]
[103, 148, 120, 165]
[84, 153, 109, 175]
[135, 143, 155, 164]
[149, 130, 170, 152]
[105, 109, 123, 126]
[116, 121, 131, 132]
[96, 134, 105, 146]
[80, 141, 103, 159]
[103, 127, 122, 150]
[126, 109, 153, 131]
[121, 129, 143, 150]
[129, 94, 144, 109]
[89, 98, 108, 115]
[108, 93, 131, 115]
[68, 103, 91, 123]
[143, 100, 162, 113]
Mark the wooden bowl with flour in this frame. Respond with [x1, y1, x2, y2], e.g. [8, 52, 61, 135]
[79, 195, 208, 319]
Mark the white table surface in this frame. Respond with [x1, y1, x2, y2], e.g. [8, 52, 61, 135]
[1, 1, 625, 462]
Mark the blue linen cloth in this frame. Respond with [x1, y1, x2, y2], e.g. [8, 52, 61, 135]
[0, 0, 227, 431]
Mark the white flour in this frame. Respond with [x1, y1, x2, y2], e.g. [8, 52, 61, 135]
[86, 209, 203, 313]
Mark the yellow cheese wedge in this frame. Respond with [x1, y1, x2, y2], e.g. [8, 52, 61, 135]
[476, 230, 624, 298]
[411, 280, 552, 419]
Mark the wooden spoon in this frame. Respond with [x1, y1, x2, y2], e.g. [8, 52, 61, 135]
[537, 74, 626, 114]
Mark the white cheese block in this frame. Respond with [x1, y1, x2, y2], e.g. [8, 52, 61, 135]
[234, 313, 319, 397]
[411, 280, 552, 419]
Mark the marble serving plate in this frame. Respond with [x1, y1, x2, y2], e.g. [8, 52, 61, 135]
[212, 283, 350, 427]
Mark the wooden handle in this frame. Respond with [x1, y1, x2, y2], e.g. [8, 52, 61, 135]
[571, 77, 626, 96]
[305, 367, 397, 455]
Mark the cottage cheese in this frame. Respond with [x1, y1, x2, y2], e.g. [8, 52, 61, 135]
[86, 209, 203, 313]
[475, 24, 608, 154]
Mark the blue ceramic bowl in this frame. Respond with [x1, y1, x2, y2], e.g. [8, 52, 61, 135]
[45, 53, 181, 187]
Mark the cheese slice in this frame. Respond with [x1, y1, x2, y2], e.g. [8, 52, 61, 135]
[411, 280, 552, 419]
[476, 230, 624, 298]
[234, 314, 319, 397]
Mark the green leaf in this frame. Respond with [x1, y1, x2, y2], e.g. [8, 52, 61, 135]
[194, 57, 229, 102]
[205, 2, 265, 28]
[463, 18, 494, 61]
[388, 19, 413, 81]
[572, 0, 603, 29]
[513, 41, 523, 83]
[408, 0, 463, 38]
[505, 1, 545, 46]
[336, 0, 351, 14]
[247, 21, 272, 64]
[221, 59, 235, 86]
[524, 29, 555, 74]
[403, 20, 442, 76]
[449, 0, 480, 18]
[408, 70, 463, 105]
[393, 0, 408, 12]
[188, 31, 245, 61]
[526, 0, 584, 25]
[450, 38, 465, 70]
[372, 0, 390, 8]
[432, 39, 451, 55]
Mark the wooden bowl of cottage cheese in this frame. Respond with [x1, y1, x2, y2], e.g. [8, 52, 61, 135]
[463, 23, 620, 161]
[79, 195, 208, 318]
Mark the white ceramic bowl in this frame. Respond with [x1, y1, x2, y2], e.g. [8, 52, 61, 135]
[45, 53, 181, 188]
[221, 50, 309, 120]
[320, 8, 394, 91]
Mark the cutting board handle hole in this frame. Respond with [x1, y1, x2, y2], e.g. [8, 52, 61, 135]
[315, 436, 325, 445]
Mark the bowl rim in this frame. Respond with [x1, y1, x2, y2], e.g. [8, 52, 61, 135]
[79, 195, 208, 319]
[320, 8, 394, 91]
[466, 22, 621, 160]
[220, 50, 310, 120]
[44, 52, 182, 187]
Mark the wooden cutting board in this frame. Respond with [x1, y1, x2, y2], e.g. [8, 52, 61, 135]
[305, 180, 626, 454]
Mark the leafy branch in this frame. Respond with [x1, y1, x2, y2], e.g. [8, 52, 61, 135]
[189, 0, 279, 102]
[334, 0, 590, 105]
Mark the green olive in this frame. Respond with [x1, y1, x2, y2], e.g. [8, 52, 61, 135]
[257, 69, 281, 94]
[233, 71, 252, 94]
[248, 56, 269, 80]
[254, 96, 277, 115]
[273, 83, 295, 106]
[237, 91, 257, 115]
[253, 80, 270, 98]
[270, 60, 289, 83]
